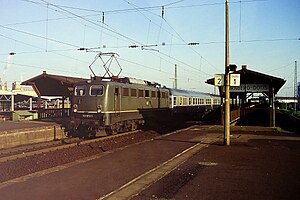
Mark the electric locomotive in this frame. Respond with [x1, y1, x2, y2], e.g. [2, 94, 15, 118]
[64, 76, 170, 138]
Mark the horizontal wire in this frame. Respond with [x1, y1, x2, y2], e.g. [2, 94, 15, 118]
[20, 0, 267, 15]
[0, 60, 90, 76]
[0, 33, 89, 64]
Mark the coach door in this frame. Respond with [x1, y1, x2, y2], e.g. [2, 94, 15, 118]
[114, 87, 121, 114]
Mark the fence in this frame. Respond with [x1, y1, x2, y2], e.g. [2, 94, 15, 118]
[38, 108, 70, 119]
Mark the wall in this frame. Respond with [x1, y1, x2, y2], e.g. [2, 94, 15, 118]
[0, 125, 66, 149]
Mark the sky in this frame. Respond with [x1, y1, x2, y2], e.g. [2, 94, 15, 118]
[0, 0, 299, 96]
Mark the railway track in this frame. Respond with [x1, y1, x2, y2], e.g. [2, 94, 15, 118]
[0, 130, 140, 164]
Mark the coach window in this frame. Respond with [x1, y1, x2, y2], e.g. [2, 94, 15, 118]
[90, 85, 104, 96]
[199, 99, 204, 104]
[131, 88, 137, 97]
[206, 99, 211, 105]
[189, 98, 192, 105]
[145, 90, 150, 98]
[183, 98, 187, 105]
[162, 92, 166, 98]
[138, 89, 144, 97]
[75, 85, 87, 96]
[179, 97, 183, 105]
[213, 99, 218, 105]
[123, 88, 129, 97]
[173, 97, 177, 106]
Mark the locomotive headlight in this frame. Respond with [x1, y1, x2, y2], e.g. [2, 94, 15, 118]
[73, 104, 78, 113]
[96, 105, 102, 113]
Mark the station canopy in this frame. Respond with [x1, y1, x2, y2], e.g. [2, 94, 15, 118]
[21, 71, 88, 97]
[0, 90, 37, 100]
[206, 66, 286, 97]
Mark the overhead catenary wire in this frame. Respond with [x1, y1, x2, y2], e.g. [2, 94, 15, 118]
[38, 0, 143, 45]
[3, 14, 98, 27]
[20, 0, 130, 44]
[0, 60, 90, 77]
[0, 24, 79, 48]
[35, 1, 292, 79]
[162, 17, 219, 72]
[119, 57, 209, 84]
[35, 0, 212, 77]
[3, 0, 290, 85]
[0, 33, 89, 64]
[20, 0, 266, 15]
[120, 0, 216, 76]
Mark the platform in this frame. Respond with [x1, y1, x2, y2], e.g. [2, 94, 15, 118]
[0, 125, 299, 200]
[0, 121, 65, 149]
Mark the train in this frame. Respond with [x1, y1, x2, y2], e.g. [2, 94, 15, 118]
[63, 75, 221, 138]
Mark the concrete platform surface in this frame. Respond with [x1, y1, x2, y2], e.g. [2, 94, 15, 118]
[133, 127, 300, 200]
[0, 121, 57, 132]
[0, 125, 299, 200]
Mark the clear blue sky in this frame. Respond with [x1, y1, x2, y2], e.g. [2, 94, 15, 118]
[0, 0, 299, 96]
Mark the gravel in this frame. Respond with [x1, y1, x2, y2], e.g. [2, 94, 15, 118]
[0, 131, 160, 183]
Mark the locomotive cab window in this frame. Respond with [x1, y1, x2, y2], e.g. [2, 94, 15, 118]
[75, 85, 87, 96]
[90, 85, 104, 96]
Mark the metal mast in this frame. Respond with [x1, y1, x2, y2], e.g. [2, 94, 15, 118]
[295, 61, 298, 111]
[175, 64, 178, 89]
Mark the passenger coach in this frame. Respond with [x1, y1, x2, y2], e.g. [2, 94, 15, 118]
[169, 88, 221, 114]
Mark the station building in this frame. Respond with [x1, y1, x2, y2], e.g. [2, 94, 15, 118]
[0, 71, 86, 121]
[206, 65, 286, 127]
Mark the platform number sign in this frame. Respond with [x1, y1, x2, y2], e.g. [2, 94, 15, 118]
[214, 74, 224, 86]
[230, 74, 240, 86]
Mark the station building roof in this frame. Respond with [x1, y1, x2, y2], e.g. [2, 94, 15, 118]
[206, 66, 286, 96]
[21, 71, 88, 97]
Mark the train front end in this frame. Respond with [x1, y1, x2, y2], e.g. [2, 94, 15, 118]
[64, 79, 107, 138]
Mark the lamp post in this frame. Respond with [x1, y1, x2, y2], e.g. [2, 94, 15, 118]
[224, 0, 231, 146]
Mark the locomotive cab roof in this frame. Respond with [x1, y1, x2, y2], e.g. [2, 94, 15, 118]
[79, 75, 163, 88]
